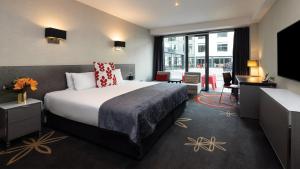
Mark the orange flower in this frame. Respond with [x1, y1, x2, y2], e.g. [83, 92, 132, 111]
[28, 78, 38, 91]
[13, 78, 38, 92]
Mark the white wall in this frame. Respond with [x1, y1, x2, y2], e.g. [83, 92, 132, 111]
[0, 0, 154, 80]
[258, 0, 300, 94]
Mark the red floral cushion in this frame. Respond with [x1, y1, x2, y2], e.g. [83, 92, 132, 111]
[155, 74, 169, 81]
[94, 62, 117, 88]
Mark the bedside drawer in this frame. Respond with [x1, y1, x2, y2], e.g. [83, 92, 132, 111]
[8, 117, 41, 140]
[8, 103, 41, 123]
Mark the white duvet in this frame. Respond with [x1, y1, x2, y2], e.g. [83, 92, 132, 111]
[44, 81, 158, 127]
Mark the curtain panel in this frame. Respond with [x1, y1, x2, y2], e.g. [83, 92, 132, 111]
[232, 27, 250, 81]
[153, 36, 164, 80]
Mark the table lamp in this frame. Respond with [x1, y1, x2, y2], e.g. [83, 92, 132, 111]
[247, 60, 259, 77]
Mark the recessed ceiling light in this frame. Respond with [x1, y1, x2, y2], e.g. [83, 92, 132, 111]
[175, 0, 180, 7]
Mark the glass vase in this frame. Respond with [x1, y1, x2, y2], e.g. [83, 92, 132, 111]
[17, 91, 27, 104]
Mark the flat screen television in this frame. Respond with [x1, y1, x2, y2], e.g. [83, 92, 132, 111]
[277, 20, 300, 81]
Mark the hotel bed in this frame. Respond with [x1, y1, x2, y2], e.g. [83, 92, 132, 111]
[44, 80, 188, 159]
[0, 65, 188, 159]
[45, 81, 158, 127]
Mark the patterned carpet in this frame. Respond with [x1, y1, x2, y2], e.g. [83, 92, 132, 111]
[0, 92, 282, 169]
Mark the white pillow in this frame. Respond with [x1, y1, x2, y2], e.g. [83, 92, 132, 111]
[113, 69, 124, 84]
[72, 72, 96, 90]
[65, 72, 75, 90]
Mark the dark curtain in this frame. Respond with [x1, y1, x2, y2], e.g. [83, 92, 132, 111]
[232, 27, 250, 96]
[232, 27, 250, 80]
[153, 36, 164, 80]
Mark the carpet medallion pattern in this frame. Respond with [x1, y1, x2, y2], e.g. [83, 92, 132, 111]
[222, 110, 238, 118]
[184, 136, 227, 153]
[0, 131, 67, 166]
[175, 118, 192, 128]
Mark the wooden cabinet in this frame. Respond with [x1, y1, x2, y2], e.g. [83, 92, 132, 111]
[0, 98, 42, 147]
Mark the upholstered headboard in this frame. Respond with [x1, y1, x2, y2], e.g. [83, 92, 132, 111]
[0, 64, 135, 103]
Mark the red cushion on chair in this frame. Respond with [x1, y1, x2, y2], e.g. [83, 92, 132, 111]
[156, 74, 169, 81]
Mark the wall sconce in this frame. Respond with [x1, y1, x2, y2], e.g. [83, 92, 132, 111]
[114, 41, 126, 51]
[45, 27, 67, 44]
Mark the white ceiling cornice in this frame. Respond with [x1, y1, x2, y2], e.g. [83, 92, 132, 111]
[150, 17, 252, 35]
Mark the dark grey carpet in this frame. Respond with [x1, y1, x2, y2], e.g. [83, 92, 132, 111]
[0, 94, 282, 169]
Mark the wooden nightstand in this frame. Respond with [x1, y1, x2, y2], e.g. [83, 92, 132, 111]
[0, 98, 42, 147]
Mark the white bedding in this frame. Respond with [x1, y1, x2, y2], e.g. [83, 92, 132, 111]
[44, 80, 159, 127]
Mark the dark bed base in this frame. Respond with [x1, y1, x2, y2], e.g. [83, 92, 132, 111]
[45, 101, 187, 160]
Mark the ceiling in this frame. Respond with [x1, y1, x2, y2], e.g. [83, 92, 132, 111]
[76, 0, 271, 29]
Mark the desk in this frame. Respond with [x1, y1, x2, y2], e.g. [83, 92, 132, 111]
[236, 75, 276, 119]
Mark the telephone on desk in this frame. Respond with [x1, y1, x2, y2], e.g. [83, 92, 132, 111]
[262, 73, 270, 83]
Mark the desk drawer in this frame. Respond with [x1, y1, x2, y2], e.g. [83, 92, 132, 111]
[8, 117, 41, 140]
[8, 103, 41, 123]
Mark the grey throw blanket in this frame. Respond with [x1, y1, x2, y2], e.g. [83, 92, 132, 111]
[98, 83, 188, 143]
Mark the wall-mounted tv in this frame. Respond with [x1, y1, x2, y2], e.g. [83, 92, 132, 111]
[277, 20, 300, 81]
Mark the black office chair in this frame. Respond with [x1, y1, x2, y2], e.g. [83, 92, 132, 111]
[219, 72, 239, 103]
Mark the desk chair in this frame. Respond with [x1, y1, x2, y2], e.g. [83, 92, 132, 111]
[219, 72, 239, 103]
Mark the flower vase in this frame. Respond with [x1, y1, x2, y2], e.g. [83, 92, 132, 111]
[17, 91, 27, 104]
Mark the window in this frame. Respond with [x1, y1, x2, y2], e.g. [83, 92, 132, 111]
[173, 44, 177, 51]
[198, 44, 205, 53]
[168, 57, 172, 67]
[174, 57, 178, 66]
[217, 44, 228, 52]
[198, 36, 204, 39]
[163, 36, 185, 79]
[217, 32, 227, 37]
[189, 58, 195, 66]
[225, 58, 231, 64]
[177, 57, 182, 66]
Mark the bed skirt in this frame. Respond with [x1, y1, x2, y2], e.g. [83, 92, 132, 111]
[45, 101, 187, 160]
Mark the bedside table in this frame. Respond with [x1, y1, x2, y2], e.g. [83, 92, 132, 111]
[0, 98, 42, 147]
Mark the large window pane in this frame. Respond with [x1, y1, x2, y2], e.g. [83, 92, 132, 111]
[163, 36, 185, 79]
[188, 36, 206, 74]
[209, 31, 234, 92]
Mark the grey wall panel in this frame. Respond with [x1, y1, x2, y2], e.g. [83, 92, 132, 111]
[0, 64, 134, 102]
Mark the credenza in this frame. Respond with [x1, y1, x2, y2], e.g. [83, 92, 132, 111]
[260, 88, 300, 169]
